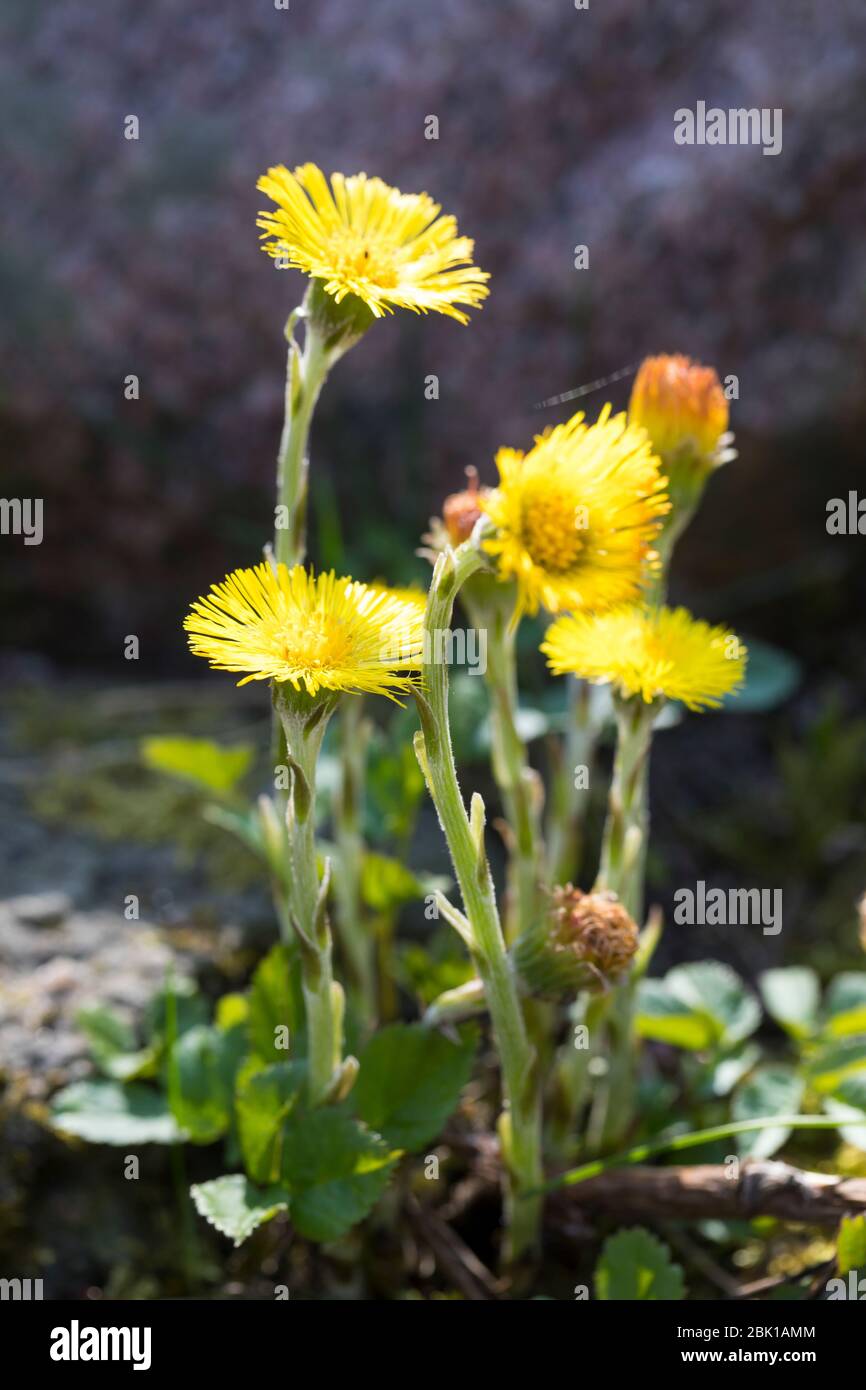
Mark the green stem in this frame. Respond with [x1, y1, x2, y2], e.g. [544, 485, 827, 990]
[537, 1115, 846, 1193]
[274, 308, 331, 571]
[465, 586, 542, 943]
[547, 991, 603, 1160]
[589, 981, 638, 1152]
[276, 694, 344, 1106]
[595, 693, 658, 921]
[333, 697, 376, 1019]
[592, 694, 658, 1149]
[417, 543, 543, 1263]
[490, 611, 543, 944]
[546, 677, 599, 885]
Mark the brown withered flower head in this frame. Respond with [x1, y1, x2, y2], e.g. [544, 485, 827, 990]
[514, 885, 639, 998]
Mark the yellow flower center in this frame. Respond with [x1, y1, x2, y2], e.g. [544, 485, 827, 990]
[278, 615, 351, 670]
[520, 482, 585, 573]
[327, 229, 398, 287]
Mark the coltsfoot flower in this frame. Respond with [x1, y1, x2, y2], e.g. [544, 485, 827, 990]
[480, 406, 669, 616]
[542, 604, 746, 711]
[514, 886, 639, 996]
[629, 354, 734, 476]
[256, 163, 490, 324]
[184, 563, 424, 701]
[442, 467, 490, 546]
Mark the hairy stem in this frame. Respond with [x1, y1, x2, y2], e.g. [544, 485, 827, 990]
[333, 696, 376, 1019]
[277, 694, 344, 1106]
[595, 693, 658, 921]
[463, 584, 543, 942]
[417, 543, 543, 1263]
[592, 694, 659, 1149]
[274, 309, 330, 571]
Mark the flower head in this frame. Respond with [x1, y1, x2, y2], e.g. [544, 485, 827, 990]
[442, 467, 490, 546]
[184, 563, 425, 701]
[514, 887, 639, 997]
[542, 604, 746, 711]
[256, 164, 489, 324]
[629, 354, 731, 472]
[480, 406, 669, 616]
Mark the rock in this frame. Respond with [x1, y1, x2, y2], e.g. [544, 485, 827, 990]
[9, 891, 72, 927]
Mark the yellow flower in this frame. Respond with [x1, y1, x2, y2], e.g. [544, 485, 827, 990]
[629, 354, 730, 467]
[480, 406, 669, 616]
[184, 563, 424, 701]
[256, 164, 489, 324]
[542, 605, 746, 711]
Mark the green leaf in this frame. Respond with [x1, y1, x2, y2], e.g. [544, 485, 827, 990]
[141, 736, 254, 796]
[396, 940, 475, 1009]
[823, 974, 866, 1038]
[216, 993, 249, 1031]
[204, 804, 267, 859]
[699, 1045, 762, 1100]
[236, 1060, 306, 1183]
[823, 1097, 866, 1151]
[359, 852, 433, 913]
[77, 1004, 135, 1056]
[833, 1072, 866, 1111]
[75, 1005, 157, 1081]
[759, 967, 820, 1040]
[248, 944, 302, 1063]
[838, 1215, 866, 1276]
[595, 1228, 685, 1301]
[190, 1175, 289, 1246]
[353, 1023, 477, 1149]
[666, 961, 761, 1048]
[168, 1025, 232, 1143]
[635, 978, 716, 1050]
[280, 1109, 398, 1242]
[50, 1079, 184, 1145]
[807, 1038, 866, 1093]
[733, 1066, 806, 1158]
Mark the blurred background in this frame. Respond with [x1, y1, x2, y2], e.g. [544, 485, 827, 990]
[2, 0, 866, 1293]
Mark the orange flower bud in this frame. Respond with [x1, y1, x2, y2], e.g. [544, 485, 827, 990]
[629, 354, 729, 468]
[442, 467, 490, 545]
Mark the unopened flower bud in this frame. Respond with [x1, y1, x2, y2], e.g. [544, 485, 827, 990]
[442, 467, 490, 545]
[629, 354, 730, 472]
